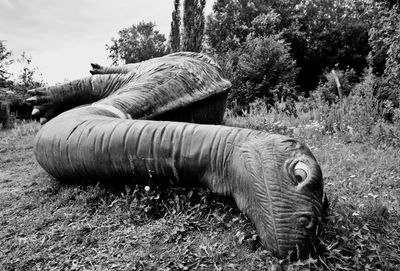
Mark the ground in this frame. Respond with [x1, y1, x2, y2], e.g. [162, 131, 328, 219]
[0, 121, 399, 270]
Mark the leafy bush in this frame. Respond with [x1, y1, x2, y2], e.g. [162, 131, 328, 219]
[216, 34, 298, 107]
[226, 70, 400, 149]
[369, 5, 400, 108]
[300, 71, 400, 147]
[224, 89, 400, 269]
[313, 68, 359, 104]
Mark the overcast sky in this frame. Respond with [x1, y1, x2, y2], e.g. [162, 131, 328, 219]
[0, 0, 215, 85]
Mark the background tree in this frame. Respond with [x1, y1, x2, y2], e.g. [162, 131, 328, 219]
[169, 0, 181, 52]
[205, 0, 297, 106]
[0, 41, 13, 87]
[181, 0, 206, 52]
[369, 5, 400, 107]
[107, 22, 167, 65]
[16, 52, 43, 89]
[369, 4, 399, 76]
[225, 34, 298, 106]
[5, 52, 44, 106]
[0, 50, 43, 121]
[283, 0, 373, 92]
[206, 1, 276, 52]
[206, 0, 374, 98]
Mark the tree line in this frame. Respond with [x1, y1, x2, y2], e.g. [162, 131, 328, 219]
[1, 0, 399, 114]
[106, 0, 400, 112]
[106, 0, 207, 65]
[0, 42, 43, 125]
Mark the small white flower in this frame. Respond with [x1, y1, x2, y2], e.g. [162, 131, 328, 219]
[144, 186, 150, 192]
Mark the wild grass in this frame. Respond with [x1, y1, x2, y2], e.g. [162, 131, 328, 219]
[1, 90, 400, 271]
[224, 87, 400, 270]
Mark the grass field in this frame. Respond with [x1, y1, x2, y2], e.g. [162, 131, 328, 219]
[0, 119, 399, 270]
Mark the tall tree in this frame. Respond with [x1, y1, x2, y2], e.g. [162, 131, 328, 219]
[169, 0, 181, 52]
[369, 5, 400, 106]
[0, 41, 12, 87]
[107, 21, 166, 65]
[16, 52, 43, 89]
[206, 0, 373, 93]
[282, 0, 373, 92]
[1, 51, 43, 114]
[369, 4, 400, 76]
[181, 0, 206, 52]
[205, 0, 276, 53]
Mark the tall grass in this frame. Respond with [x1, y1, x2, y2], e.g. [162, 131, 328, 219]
[1, 77, 399, 270]
[226, 72, 400, 149]
[224, 71, 400, 270]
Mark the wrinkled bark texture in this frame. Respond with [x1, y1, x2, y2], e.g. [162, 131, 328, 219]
[29, 52, 324, 259]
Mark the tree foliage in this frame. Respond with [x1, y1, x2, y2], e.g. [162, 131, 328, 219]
[169, 0, 181, 53]
[0, 50, 43, 122]
[2, 52, 44, 106]
[284, 0, 373, 92]
[206, 0, 275, 53]
[206, 0, 374, 97]
[16, 52, 43, 89]
[369, 5, 400, 107]
[218, 34, 298, 106]
[205, 0, 298, 106]
[107, 22, 167, 65]
[0, 41, 13, 87]
[181, 0, 206, 52]
[369, 4, 400, 76]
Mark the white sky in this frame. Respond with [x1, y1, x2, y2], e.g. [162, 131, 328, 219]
[0, 0, 215, 85]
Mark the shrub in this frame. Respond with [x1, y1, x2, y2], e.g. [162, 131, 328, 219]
[215, 34, 298, 107]
[225, 70, 400, 148]
[313, 68, 359, 104]
[369, 5, 400, 108]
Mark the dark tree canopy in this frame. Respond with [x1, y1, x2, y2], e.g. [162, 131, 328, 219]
[226, 34, 298, 106]
[369, 4, 400, 76]
[369, 5, 400, 106]
[181, 0, 206, 52]
[107, 22, 167, 65]
[206, 0, 278, 53]
[206, 0, 373, 94]
[0, 41, 12, 87]
[169, 0, 181, 53]
[282, 0, 372, 92]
